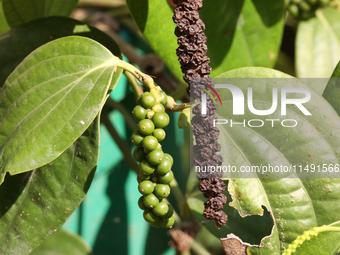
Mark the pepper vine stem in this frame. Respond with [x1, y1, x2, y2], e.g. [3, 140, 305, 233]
[166, 102, 191, 113]
[123, 70, 143, 100]
[117, 59, 155, 89]
[117, 58, 191, 112]
[317, 226, 340, 232]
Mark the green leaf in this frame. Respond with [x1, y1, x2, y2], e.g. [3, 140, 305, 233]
[293, 222, 340, 255]
[2, 0, 78, 27]
[323, 61, 340, 114]
[296, 8, 340, 80]
[178, 107, 190, 128]
[0, 3, 10, 35]
[0, 36, 121, 185]
[30, 229, 92, 255]
[0, 16, 122, 88]
[187, 67, 340, 255]
[0, 116, 99, 255]
[126, 0, 284, 80]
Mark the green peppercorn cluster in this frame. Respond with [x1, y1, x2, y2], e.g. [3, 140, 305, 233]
[131, 87, 175, 228]
[287, 0, 330, 20]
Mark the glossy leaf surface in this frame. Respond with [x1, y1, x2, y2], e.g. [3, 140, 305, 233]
[0, 16, 122, 87]
[0, 36, 120, 184]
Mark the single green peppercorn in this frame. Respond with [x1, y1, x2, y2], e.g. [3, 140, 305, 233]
[150, 221, 162, 228]
[142, 136, 159, 152]
[154, 184, 171, 199]
[164, 153, 173, 165]
[153, 129, 166, 142]
[161, 204, 173, 219]
[136, 94, 142, 105]
[133, 146, 146, 162]
[147, 149, 164, 165]
[140, 159, 156, 175]
[143, 209, 159, 223]
[131, 131, 144, 146]
[138, 119, 155, 135]
[138, 173, 152, 183]
[143, 193, 160, 208]
[158, 170, 174, 184]
[288, 4, 299, 18]
[151, 176, 158, 183]
[161, 215, 175, 228]
[156, 158, 172, 175]
[138, 196, 148, 210]
[160, 91, 167, 105]
[141, 92, 157, 109]
[138, 180, 155, 195]
[153, 201, 169, 217]
[152, 112, 170, 128]
[152, 103, 165, 113]
[298, 1, 311, 11]
[132, 105, 147, 121]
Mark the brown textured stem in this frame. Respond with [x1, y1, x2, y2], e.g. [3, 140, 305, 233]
[172, 0, 228, 229]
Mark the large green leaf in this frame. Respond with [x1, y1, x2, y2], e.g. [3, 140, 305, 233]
[0, 3, 10, 35]
[187, 67, 340, 255]
[30, 229, 92, 255]
[126, 0, 284, 80]
[0, 115, 99, 255]
[2, 0, 78, 27]
[296, 8, 340, 80]
[0, 36, 121, 185]
[0, 16, 122, 87]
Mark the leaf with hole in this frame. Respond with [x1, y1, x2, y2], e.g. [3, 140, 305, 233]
[0, 36, 121, 185]
[187, 67, 340, 254]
